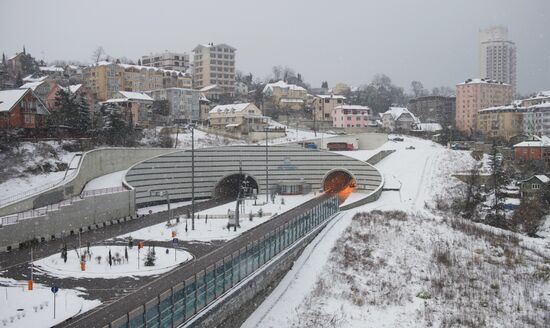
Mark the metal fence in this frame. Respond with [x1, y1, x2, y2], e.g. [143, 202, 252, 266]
[108, 196, 339, 328]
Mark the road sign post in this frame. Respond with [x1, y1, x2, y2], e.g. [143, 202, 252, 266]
[51, 286, 59, 319]
[172, 238, 178, 262]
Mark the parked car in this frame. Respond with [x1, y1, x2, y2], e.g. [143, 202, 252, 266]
[406, 146, 415, 150]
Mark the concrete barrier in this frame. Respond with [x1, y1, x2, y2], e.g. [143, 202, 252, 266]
[0, 190, 135, 251]
[0, 147, 173, 217]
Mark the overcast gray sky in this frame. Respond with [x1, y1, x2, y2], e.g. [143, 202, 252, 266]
[1, 0, 549, 94]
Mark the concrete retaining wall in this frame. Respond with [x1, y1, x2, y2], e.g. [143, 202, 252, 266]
[0, 190, 135, 251]
[366, 149, 396, 165]
[0, 148, 173, 217]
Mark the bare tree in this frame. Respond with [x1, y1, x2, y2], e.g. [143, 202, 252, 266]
[92, 46, 105, 64]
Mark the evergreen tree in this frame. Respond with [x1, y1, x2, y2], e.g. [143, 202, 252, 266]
[144, 246, 156, 266]
[98, 103, 135, 146]
[486, 143, 509, 228]
[158, 127, 174, 148]
[321, 81, 329, 89]
[137, 59, 141, 66]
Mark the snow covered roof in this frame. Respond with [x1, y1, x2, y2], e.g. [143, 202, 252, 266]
[0, 89, 49, 115]
[0, 89, 28, 112]
[263, 80, 306, 93]
[415, 123, 443, 132]
[335, 105, 370, 111]
[535, 175, 550, 184]
[316, 94, 346, 99]
[209, 103, 252, 114]
[193, 43, 236, 51]
[383, 107, 417, 121]
[200, 84, 218, 92]
[478, 104, 524, 113]
[513, 135, 550, 148]
[19, 81, 46, 91]
[457, 78, 510, 86]
[117, 91, 153, 102]
[59, 84, 83, 94]
[93, 61, 189, 76]
[39, 66, 64, 72]
[280, 98, 304, 103]
[22, 75, 47, 83]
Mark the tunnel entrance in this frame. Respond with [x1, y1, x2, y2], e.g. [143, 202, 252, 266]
[323, 170, 356, 203]
[213, 174, 259, 199]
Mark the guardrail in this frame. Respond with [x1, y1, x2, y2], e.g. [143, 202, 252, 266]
[0, 186, 127, 227]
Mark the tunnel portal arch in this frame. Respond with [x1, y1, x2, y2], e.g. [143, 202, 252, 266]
[213, 173, 259, 199]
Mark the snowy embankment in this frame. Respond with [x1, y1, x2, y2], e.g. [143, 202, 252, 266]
[244, 136, 550, 328]
[0, 277, 100, 328]
[120, 193, 317, 242]
[0, 141, 79, 204]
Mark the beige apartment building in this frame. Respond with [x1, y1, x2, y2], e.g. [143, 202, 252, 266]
[262, 80, 308, 111]
[192, 43, 236, 96]
[455, 78, 513, 134]
[208, 103, 263, 130]
[141, 51, 190, 72]
[85, 61, 192, 101]
[477, 105, 524, 141]
[311, 95, 346, 121]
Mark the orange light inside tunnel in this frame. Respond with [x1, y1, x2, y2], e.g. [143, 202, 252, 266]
[338, 185, 355, 203]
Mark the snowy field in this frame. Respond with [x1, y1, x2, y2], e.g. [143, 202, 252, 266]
[244, 136, 550, 328]
[119, 193, 317, 242]
[33, 245, 193, 279]
[0, 277, 100, 328]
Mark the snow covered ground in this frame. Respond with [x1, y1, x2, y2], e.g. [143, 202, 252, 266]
[33, 245, 193, 279]
[244, 136, 550, 328]
[0, 141, 80, 205]
[119, 193, 317, 242]
[0, 277, 100, 328]
[82, 170, 127, 191]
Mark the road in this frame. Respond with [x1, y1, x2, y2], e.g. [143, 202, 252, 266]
[56, 193, 333, 328]
[0, 198, 230, 304]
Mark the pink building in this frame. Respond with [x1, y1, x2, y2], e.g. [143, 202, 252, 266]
[455, 78, 513, 134]
[332, 105, 372, 128]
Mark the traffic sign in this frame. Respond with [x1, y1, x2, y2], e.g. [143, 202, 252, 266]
[51, 286, 59, 294]
[172, 238, 179, 244]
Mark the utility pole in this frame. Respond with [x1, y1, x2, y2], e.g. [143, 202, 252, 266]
[191, 126, 195, 230]
[265, 126, 269, 204]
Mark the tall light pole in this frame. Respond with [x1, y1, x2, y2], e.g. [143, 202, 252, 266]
[265, 126, 269, 204]
[191, 125, 195, 230]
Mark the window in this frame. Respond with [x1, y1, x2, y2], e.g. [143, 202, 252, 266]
[532, 184, 540, 190]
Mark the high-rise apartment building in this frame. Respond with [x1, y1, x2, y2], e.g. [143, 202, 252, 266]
[141, 51, 190, 72]
[455, 78, 513, 134]
[192, 43, 236, 96]
[479, 26, 517, 94]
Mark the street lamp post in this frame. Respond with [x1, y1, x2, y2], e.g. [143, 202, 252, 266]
[191, 125, 195, 230]
[265, 126, 269, 204]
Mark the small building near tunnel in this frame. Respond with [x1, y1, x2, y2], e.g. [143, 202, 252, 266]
[124, 145, 383, 207]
